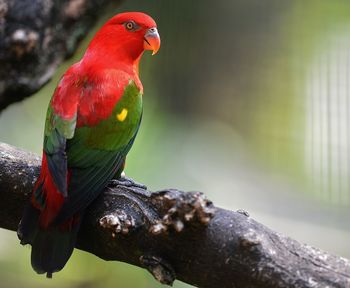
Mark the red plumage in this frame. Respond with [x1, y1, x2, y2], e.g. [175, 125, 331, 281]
[32, 153, 65, 229]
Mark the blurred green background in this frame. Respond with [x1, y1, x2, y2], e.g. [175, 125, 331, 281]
[1, 0, 350, 287]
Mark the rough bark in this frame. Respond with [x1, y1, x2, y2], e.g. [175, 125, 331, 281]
[0, 0, 122, 110]
[1, 141, 350, 288]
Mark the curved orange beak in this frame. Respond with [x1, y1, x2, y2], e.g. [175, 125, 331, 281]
[144, 27, 160, 55]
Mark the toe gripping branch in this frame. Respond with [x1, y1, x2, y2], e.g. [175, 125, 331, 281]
[97, 183, 216, 285]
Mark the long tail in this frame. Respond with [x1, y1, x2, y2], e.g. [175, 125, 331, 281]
[18, 204, 81, 278]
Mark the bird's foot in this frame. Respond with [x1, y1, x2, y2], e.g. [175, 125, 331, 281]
[109, 174, 147, 190]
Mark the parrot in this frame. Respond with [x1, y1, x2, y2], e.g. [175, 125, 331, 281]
[17, 12, 160, 278]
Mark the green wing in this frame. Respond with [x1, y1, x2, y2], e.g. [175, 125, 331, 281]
[54, 81, 143, 223]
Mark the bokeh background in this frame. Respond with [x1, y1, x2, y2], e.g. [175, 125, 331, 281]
[1, 0, 350, 287]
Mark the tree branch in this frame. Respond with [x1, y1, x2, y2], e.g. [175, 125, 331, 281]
[0, 0, 122, 111]
[1, 141, 350, 288]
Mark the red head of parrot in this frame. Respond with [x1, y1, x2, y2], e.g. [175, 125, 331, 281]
[83, 12, 161, 70]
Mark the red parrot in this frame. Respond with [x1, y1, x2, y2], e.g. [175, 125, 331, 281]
[17, 12, 160, 277]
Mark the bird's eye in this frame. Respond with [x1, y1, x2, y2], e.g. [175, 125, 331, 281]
[125, 21, 136, 31]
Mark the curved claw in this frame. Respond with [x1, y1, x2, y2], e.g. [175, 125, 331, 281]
[109, 176, 147, 190]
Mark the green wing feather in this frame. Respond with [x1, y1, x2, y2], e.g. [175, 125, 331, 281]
[33, 101, 77, 205]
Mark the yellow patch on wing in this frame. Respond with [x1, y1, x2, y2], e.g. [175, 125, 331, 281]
[116, 108, 128, 122]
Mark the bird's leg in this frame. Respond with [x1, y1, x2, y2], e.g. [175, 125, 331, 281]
[109, 172, 147, 189]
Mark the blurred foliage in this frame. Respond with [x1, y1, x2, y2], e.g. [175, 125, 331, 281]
[0, 0, 350, 287]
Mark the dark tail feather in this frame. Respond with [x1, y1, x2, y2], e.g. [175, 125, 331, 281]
[30, 223, 80, 277]
[18, 204, 81, 277]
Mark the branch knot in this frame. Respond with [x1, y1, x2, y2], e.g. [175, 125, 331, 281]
[149, 190, 216, 235]
[99, 210, 135, 237]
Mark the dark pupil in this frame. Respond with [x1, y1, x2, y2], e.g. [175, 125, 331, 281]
[127, 22, 133, 29]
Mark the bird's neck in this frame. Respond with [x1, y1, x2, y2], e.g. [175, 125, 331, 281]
[83, 48, 142, 73]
